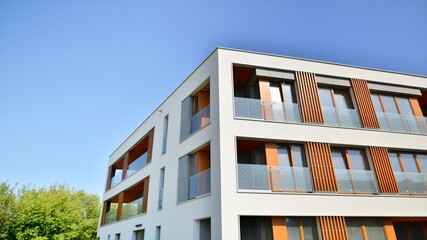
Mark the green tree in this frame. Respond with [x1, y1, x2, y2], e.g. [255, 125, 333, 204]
[0, 182, 16, 239]
[7, 184, 100, 240]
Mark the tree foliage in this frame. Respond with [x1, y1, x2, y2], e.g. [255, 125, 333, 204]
[0, 182, 100, 240]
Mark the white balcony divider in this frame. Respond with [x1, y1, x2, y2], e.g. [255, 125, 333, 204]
[110, 171, 123, 188]
[127, 152, 148, 177]
[376, 112, 427, 134]
[121, 197, 143, 219]
[177, 169, 210, 203]
[335, 169, 379, 193]
[322, 106, 361, 128]
[237, 164, 270, 190]
[394, 172, 427, 195]
[270, 166, 313, 192]
[180, 105, 210, 140]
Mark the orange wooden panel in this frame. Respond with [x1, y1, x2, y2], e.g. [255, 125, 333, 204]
[307, 142, 338, 191]
[101, 201, 108, 225]
[142, 176, 150, 213]
[265, 143, 279, 166]
[320, 216, 348, 240]
[116, 192, 124, 221]
[106, 166, 113, 191]
[295, 71, 324, 123]
[272, 217, 287, 240]
[369, 147, 399, 193]
[351, 79, 380, 128]
[122, 152, 130, 180]
[409, 97, 423, 117]
[147, 128, 155, 163]
[259, 79, 273, 120]
[196, 150, 210, 173]
[383, 218, 397, 240]
[197, 91, 210, 110]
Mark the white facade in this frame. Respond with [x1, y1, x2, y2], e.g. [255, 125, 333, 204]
[98, 48, 427, 240]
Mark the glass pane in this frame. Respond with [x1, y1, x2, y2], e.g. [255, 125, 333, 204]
[382, 95, 399, 114]
[282, 82, 297, 103]
[286, 218, 301, 240]
[334, 89, 353, 109]
[400, 153, 418, 172]
[270, 83, 283, 102]
[332, 148, 348, 169]
[302, 218, 317, 240]
[389, 152, 403, 172]
[364, 218, 386, 240]
[417, 154, 427, 173]
[346, 218, 363, 240]
[393, 223, 407, 240]
[347, 149, 370, 170]
[408, 222, 425, 240]
[278, 145, 291, 167]
[292, 145, 307, 167]
[396, 97, 414, 116]
[371, 93, 384, 112]
[319, 87, 334, 107]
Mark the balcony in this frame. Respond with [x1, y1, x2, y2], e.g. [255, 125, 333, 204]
[181, 104, 210, 140]
[177, 169, 210, 203]
[120, 197, 143, 219]
[322, 106, 361, 128]
[334, 169, 379, 194]
[127, 152, 147, 177]
[237, 164, 313, 192]
[110, 171, 123, 188]
[376, 112, 427, 134]
[394, 172, 427, 195]
[234, 97, 301, 123]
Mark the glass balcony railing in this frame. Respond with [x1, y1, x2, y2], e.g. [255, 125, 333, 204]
[394, 172, 427, 195]
[237, 164, 312, 192]
[181, 105, 210, 140]
[127, 152, 148, 177]
[322, 106, 361, 128]
[105, 209, 117, 224]
[121, 197, 143, 219]
[177, 169, 210, 203]
[270, 166, 313, 192]
[335, 169, 379, 194]
[110, 171, 123, 188]
[376, 112, 427, 134]
[234, 97, 301, 123]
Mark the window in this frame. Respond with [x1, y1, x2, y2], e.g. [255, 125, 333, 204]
[180, 87, 210, 140]
[277, 144, 307, 167]
[162, 115, 168, 154]
[285, 217, 318, 240]
[388, 151, 427, 194]
[371, 93, 414, 115]
[345, 218, 386, 240]
[393, 222, 427, 239]
[158, 167, 165, 209]
[331, 147, 377, 193]
[155, 226, 161, 240]
[318, 86, 360, 127]
[198, 218, 211, 240]
[114, 233, 120, 240]
[269, 82, 297, 103]
[134, 230, 144, 240]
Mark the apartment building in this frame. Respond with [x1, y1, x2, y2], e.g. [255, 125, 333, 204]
[97, 48, 427, 240]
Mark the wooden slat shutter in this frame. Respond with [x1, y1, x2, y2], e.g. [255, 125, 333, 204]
[307, 142, 338, 191]
[295, 71, 324, 123]
[320, 216, 348, 240]
[351, 79, 380, 128]
[369, 146, 399, 193]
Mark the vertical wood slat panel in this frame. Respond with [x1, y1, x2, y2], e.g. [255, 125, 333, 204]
[272, 217, 287, 240]
[295, 71, 324, 123]
[142, 176, 150, 213]
[320, 216, 348, 240]
[409, 97, 423, 117]
[369, 146, 399, 193]
[147, 128, 155, 163]
[383, 218, 397, 240]
[259, 79, 273, 120]
[307, 142, 338, 191]
[351, 79, 380, 128]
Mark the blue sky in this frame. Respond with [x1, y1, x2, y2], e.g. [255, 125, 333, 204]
[0, 1, 426, 197]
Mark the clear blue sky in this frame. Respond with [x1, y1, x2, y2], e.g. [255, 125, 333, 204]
[1, 1, 426, 197]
